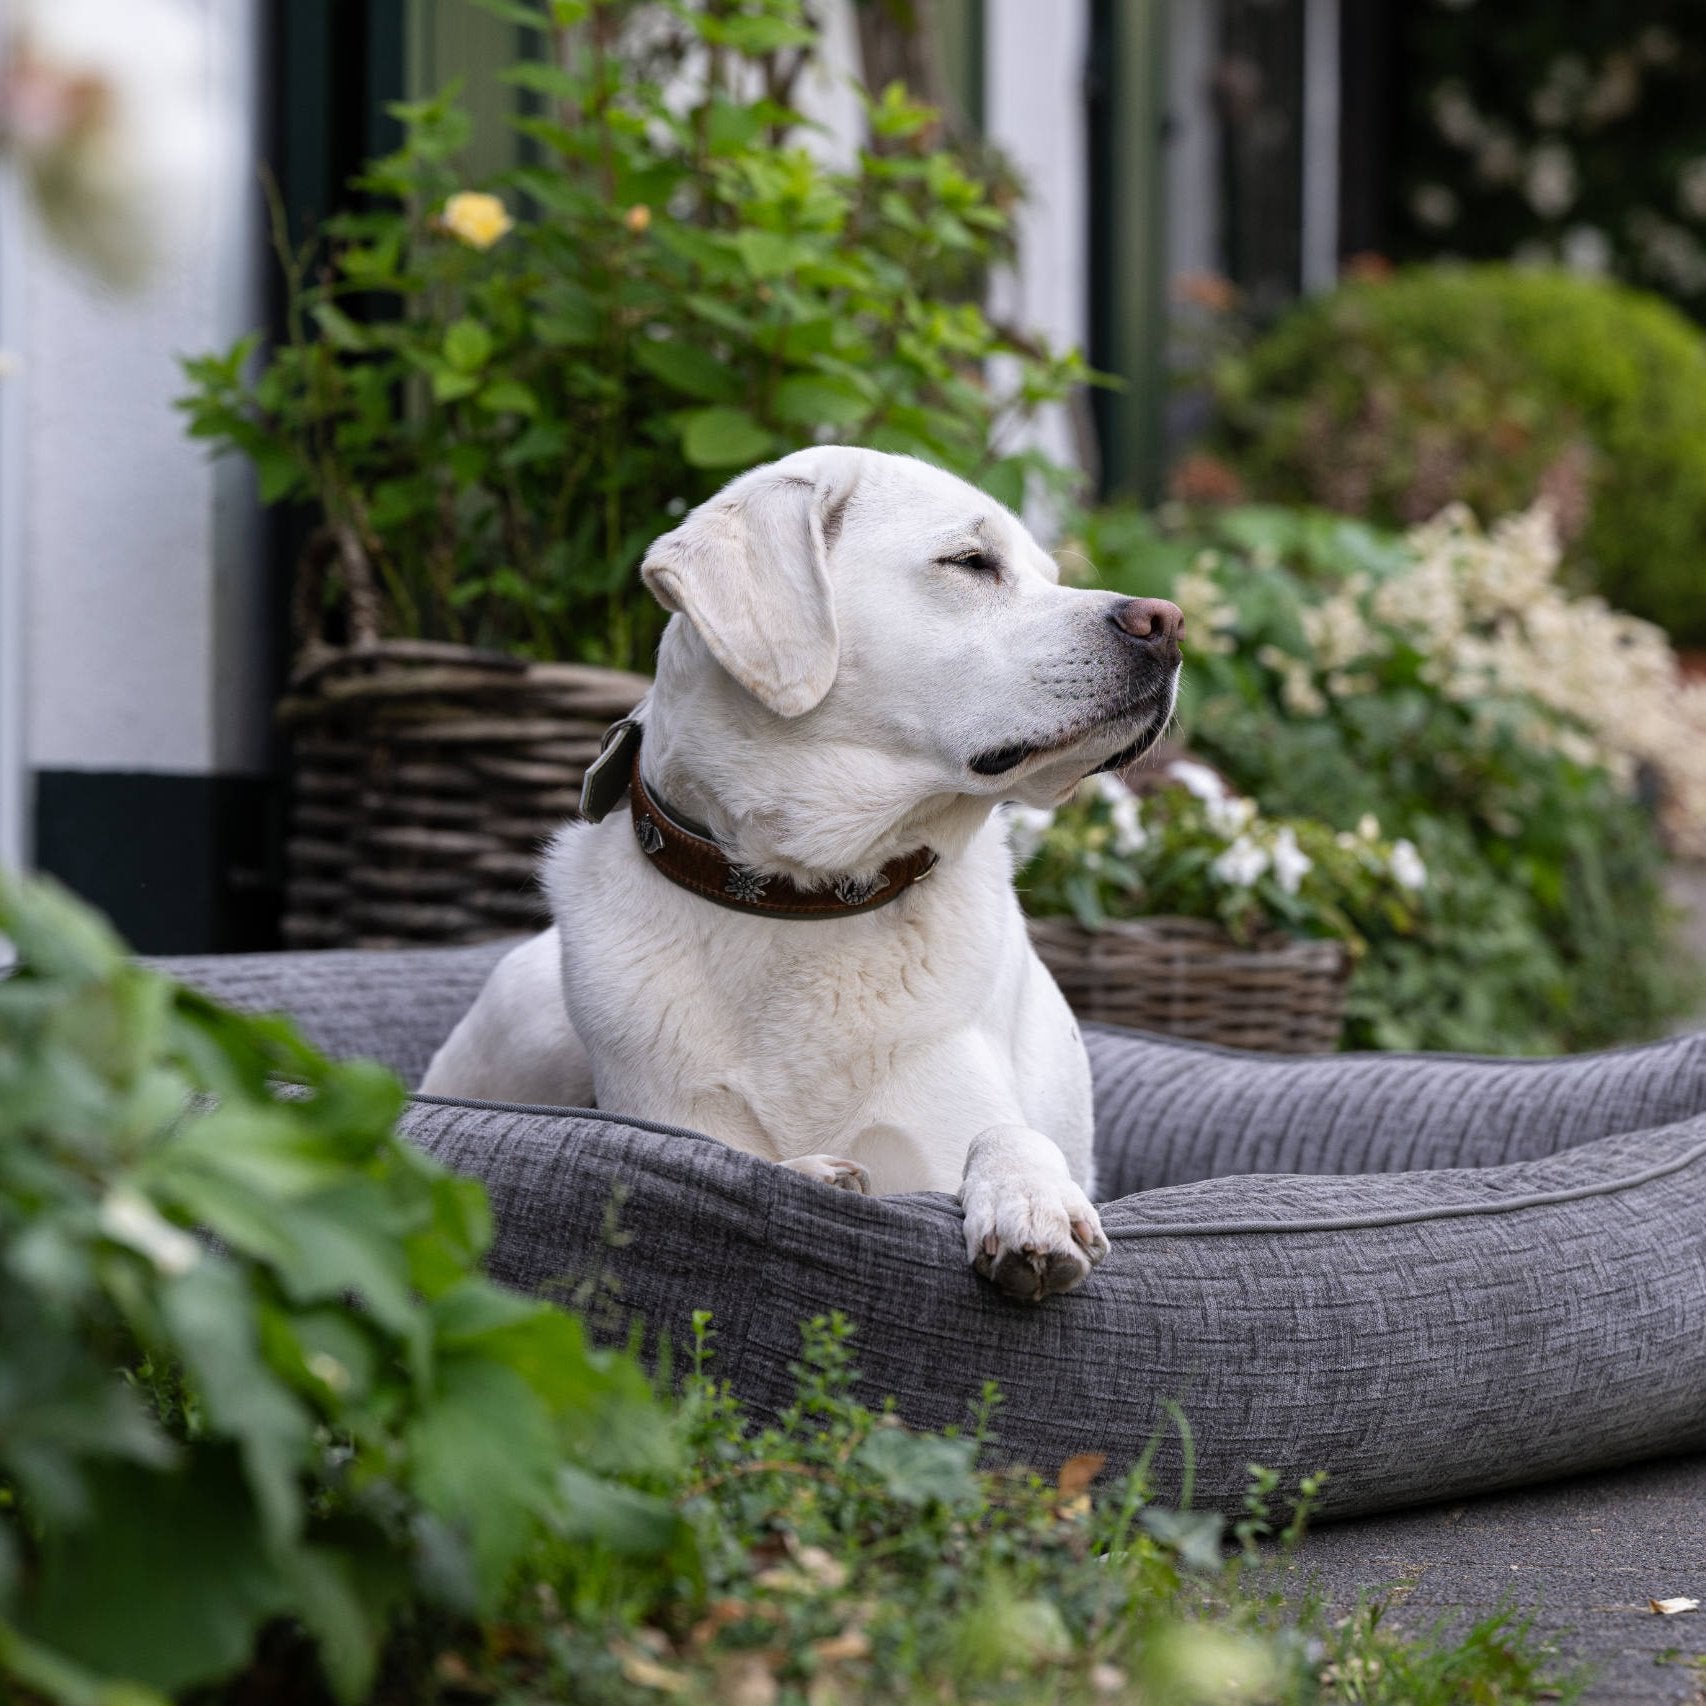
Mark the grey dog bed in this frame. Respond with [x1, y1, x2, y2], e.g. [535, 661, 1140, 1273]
[159, 940, 1706, 1520]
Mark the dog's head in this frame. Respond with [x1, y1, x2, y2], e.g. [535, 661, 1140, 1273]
[639, 446, 1182, 868]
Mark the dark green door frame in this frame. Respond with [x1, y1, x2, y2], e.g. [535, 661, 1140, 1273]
[1087, 0, 1168, 503]
[272, 0, 408, 240]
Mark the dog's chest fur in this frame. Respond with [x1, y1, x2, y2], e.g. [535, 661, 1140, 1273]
[546, 814, 1054, 1181]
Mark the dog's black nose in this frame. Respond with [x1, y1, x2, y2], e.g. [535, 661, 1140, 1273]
[1109, 597, 1185, 647]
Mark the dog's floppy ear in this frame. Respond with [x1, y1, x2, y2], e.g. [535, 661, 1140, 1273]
[641, 460, 854, 718]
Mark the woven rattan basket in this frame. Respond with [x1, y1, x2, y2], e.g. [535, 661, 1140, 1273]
[278, 530, 648, 948]
[1027, 915, 1351, 1053]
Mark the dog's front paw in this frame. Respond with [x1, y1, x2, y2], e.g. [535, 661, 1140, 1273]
[960, 1131, 1107, 1302]
[782, 1153, 872, 1194]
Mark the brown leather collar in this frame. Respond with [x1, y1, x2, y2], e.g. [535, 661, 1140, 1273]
[580, 718, 938, 920]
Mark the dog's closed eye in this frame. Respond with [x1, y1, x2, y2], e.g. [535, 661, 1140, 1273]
[938, 548, 999, 575]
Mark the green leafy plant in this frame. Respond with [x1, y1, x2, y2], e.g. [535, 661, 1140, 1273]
[0, 870, 681, 1703]
[1208, 263, 1706, 642]
[178, 0, 1088, 669]
[463, 1311, 1576, 1705]
[1011, 772, 1428, 957]
[1072, 501, 1695, 1053]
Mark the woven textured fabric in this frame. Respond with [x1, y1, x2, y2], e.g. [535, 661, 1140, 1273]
[156, 942, 1706, 1518]
[395, 1097, 1706, 1519]
[1085, 1023, 1706, 1193]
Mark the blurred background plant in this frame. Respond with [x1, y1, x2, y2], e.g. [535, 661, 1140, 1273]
[178, 0, 1086, 670]
[1070, 500, 1701, 1053]
[1388, 6, 1706, 320]
[1200, 264, 1706, 644]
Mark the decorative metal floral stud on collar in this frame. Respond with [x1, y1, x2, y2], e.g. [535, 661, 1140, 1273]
[580, 718, 938, 921]
[724, 867, 770, 904]
[833, 872, 886, 907]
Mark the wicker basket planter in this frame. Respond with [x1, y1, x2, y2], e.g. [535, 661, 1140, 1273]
[277, 528, 649, 948]
[279, 642, 648, 948]
[1027, 915, 1351, 1053]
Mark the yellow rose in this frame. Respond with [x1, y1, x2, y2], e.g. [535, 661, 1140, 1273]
[441, 191, 513, 251]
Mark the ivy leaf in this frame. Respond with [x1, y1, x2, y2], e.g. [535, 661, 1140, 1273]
[771, 374, 868, 428]
[478, 379, 540, 416]
[1139, 1507, 1227, 1573]
[406, 1357, 559, 1606]
[633, 338, 739, 404]
[854, 1430, 981, 1511]
[444, 319, 495, 373]
[432, 369, 481, 404]
[733, 230, 816, 279]
[310, 303, 368, 350]
[23, 1454, 287, 1695]
[680, 406, 772, 469]
[706, 14, 815, 52]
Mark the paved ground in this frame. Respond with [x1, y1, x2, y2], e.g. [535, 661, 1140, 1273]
[1281, 1455, 1706, 1702]
[1669, 863, 1706, 1034]
[1276, 875, 1706, 1703]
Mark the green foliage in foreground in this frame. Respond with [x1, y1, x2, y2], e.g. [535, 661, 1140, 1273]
[0, 871, 680, 1704]
[0, 873, 1582, 1703]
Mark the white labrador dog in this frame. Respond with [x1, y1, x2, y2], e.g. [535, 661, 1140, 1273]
[423, 446, 1183, 1299]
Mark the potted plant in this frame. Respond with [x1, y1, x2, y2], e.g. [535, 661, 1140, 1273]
[1015, 764, 1429, 1052]
[179, 0, 1087, 947]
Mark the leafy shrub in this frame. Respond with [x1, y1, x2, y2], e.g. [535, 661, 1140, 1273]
[178, 0, 1086, 669]
[1073, 503, 1694, 1053]
[0, 870, 680, 1701]
[1211, 264, 1706, 643]
[1011, 769, 1428, 957]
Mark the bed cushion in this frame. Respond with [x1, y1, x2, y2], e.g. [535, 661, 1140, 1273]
[157, 943, 1706, 1518]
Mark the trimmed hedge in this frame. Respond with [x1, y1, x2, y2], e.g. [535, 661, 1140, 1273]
[1214, 264, 1706, 643]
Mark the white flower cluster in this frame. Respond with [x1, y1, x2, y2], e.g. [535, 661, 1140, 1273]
[1090, 773, 1150, 854]
[1004, 777, 1148, 870]
[1261, 502, 1706, 856]
[1168, 760, 1321, 896]
[1300, 581, 1385, 670]
[1171, 554, 1239, 655]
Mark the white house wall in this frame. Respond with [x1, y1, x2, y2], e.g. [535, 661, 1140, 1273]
[19, 0, 268, 783]
[984, 0, 1092, 488]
